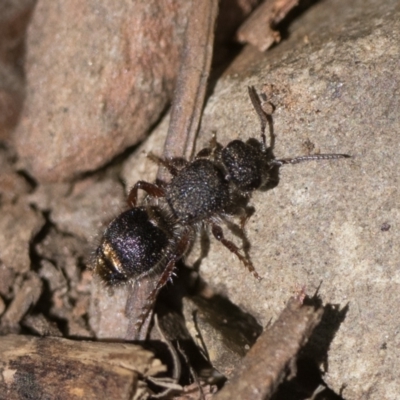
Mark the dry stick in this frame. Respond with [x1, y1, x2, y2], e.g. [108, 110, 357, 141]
[237, 0, 299, 52]
[214, 297, 323, 400]
[147, 314, 183, 398]
[159, 0, 219, 173]
[0, 335, 165, 399]
[126, 279, 155, 340]
[125, 0, 219, 341]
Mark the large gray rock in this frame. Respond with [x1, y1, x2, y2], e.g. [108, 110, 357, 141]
[190, 1, 399, 399]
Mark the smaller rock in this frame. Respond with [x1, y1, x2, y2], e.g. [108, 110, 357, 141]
[1, 272, 43, 333]
[0, 199, 45, 274]
[182, 294, 262, 377]
[14, 0, 191, 182]
[50, 177, 125, 243]
[22, 313, 63, 337]
[39, 259, 67, 292]
[89, 277, 130, 339]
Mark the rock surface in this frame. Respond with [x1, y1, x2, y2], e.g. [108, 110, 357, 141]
[192, 1, 399, 399]
[14, 0, 191, 182]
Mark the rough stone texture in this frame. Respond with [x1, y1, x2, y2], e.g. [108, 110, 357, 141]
[89, 277, 131, 340]
[34, 229, 93, 338]
[49, 177, 125, 242]
[14, 0, 191, 182]
[0, 62, 25, 141]
[0, 262, 16, 301]
[0, 272, 43, 333]
[0, 297, 6, 316]
[182, 295, 262, 378]
[190, 1, 398, 399]
[0, 199, 45, 274]
[121, 111, 169, 193]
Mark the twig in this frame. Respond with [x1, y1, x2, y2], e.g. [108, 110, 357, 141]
[214, 296, 323, 400]
[159, 0, 219, 174]
[237, 0, 299, 52]
[147, 313, 183, 398]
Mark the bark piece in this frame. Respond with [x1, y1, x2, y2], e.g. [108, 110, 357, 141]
[0, 334, 165, 400]
[237, 0, 299, 51]
[89, 277, 130, 340]
[162, 0, 219, 167]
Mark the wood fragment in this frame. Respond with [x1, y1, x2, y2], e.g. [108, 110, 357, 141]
[214, 296, 323, 400]
[125, 279, 157, 340]
[146, 314, 183, 398]
[0, 334, 165, 400]
[161, 0, 219, 168]
[237, 0, 299, 52]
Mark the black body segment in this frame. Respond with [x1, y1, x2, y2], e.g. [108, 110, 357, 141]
[222, 140, 265, 191]
[165, 159, 230, 223]
[95, 208, 169, 285]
